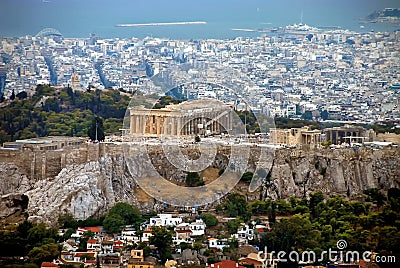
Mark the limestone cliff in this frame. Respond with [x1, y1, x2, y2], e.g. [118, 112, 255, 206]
[0, 143, 399, 225]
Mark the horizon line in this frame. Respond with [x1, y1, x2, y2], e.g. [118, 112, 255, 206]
[116, 21, 207, 27]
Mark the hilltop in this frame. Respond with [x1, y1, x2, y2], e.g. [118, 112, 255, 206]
[366, 8, 400, 23]
[0, 85, 152, 144]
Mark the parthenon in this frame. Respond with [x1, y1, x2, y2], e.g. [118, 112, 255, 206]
[129, 100, 233, 137]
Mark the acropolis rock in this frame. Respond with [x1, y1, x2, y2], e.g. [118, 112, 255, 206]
[0, 141, 399, 225]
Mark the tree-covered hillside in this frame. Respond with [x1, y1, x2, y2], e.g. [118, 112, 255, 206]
[0, 85, 151, 144]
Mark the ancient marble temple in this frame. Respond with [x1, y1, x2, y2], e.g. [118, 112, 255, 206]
[129, 100, 233, 137]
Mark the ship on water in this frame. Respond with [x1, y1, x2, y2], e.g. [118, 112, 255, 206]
[285, 23, 319, 31]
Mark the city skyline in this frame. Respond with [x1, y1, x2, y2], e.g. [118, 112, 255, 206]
[1, 0, 400, 39]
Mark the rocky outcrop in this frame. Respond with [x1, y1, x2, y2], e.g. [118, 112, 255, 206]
[0, 193, 29, 224]
[0, 162, 32, 196]
[265, 148, 400, 199]
[0, 143, 399, 225]
[25, 155, 156, 226]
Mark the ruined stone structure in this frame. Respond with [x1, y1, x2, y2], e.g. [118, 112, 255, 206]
[270, 126, 322, 146]
[129, 100, 233, 137]
[323, 125, 375, 145]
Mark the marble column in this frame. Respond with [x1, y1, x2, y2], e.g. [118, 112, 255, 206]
[137, 115, 142, 134]
[170, 117, 175, 136]
[166, 117, 169, 135]
[134, 115, 140, 135]
[156, 116, 161, 135]
[177, 117, 181, 136]
[130, 114, 135, 135]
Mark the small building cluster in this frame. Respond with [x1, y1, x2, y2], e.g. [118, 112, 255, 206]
[48, 213, 277, 268]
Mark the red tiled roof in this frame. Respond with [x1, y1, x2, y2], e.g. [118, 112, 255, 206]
[87, 239, 98, 244]
[114, 240, 124, 245]
[85, 226, 101, 233]
[41, 262, 59, 268]
[208, 260, 245, 268]
[75, 252, 95, 258]
[176, 229, 192, 233]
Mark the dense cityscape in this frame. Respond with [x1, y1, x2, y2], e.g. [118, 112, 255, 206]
[1, 2, 400, 268]
[1, 25, 399, 123]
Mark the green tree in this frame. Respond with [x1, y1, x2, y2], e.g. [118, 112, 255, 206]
[321, 110, 329, 120]
[248, 199, 269, 215]
[226, 218, 242, 234]
[200, 213, 218, 227]
[108, 202, 142, 227]
[268, 200, 276, 224]
[28, 243, 60, 266]
[103, 214, 125, 234]
[224, 193, 251, 221]
[87, 116, 105, 141]
[149, 227, 173, 263]
[77, 231, 94, 252]
[103, 202, 142, 233]
[153, 96, 182, 109]
[16, 91, 28, 100]
[186, 172, 204, 187]
[17, 220, 34, 239]
[309, 191, 324, 218]
[137, 242, 151, 257]
[10, 89, 15, 100]
[27, 224, 58, 247]
[260, 214, 320, 253]
[240, 171, 253, 182]
[301, 110, 313, 120]
[79, 253, 95, 261]
[43, 97, 61, 113]
[364, 188, 385, 208]
[276, 199, 292, 215]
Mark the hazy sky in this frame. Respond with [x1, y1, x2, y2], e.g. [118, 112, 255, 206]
[1, 0, 399, 38]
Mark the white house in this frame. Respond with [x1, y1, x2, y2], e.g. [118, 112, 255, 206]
[208, 238, 229, 251]
[71, 227, 89, 239]
[149, 214, 183, 227]
[173, 229, 194, 245]
[121, 228, 139, 245]
[101, 240, 114, 253]
[141, 229, 153, 243]
[189, 219, 206, 236]
[87, 238, 101, 251]
[231, 224, 254, 244]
